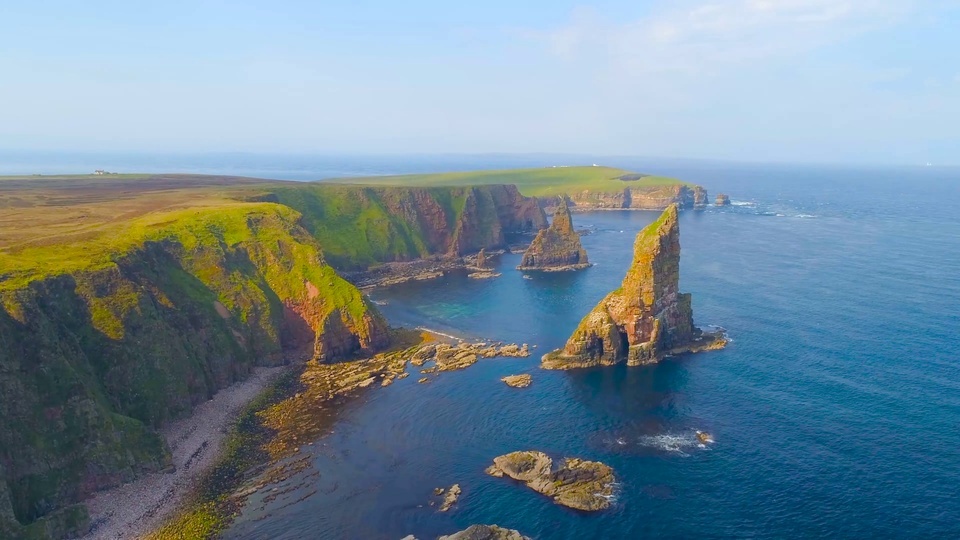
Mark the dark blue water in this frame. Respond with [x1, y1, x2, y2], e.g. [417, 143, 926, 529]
[208, 163, 960, 539]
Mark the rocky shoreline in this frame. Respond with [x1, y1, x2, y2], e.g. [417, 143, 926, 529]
[344, 249, 514, 290]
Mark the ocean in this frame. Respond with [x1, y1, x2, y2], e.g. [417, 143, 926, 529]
[8, 153, 960, 538]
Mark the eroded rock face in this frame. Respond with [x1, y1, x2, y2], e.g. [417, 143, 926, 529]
[565, 184, 708, 210]
[438, 524, 531, 540]
[715, 193, 731, 206]
[542, 204, 725, 369]
[517, 203, 590, 271]
[485, 451, 615, 511]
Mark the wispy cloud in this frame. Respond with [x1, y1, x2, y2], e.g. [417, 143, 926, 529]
[527, 0, 913, 76]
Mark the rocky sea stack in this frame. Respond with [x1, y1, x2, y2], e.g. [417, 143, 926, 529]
[716, 193, 731, 206]
[517, 202, 590, 272]
[542, 204, 725, 369]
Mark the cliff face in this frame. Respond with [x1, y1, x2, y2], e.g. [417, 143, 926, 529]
[542, 204, 723, 370]
[269, 184, 547, 269]
[564, 184, 708, 210]
[518, 203, 590, 271]
[0, 205, 388, 538]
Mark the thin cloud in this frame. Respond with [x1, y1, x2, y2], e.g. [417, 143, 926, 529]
[528, 0, 913, 76]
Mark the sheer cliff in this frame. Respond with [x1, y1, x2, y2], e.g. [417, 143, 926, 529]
[542, 204, 725, 370]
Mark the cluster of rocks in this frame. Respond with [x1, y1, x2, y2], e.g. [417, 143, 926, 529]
[715, 193, 731, 206]
[517, 202, 591, 272]
[435, 484, 461, 512]
[466, 248, 502, 280]
[411, 341, 530, 380]
[542, 204, 726, 370]
[485, 451, 616, 511]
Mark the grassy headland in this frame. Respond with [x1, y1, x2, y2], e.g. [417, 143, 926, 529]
[331, 165, 691, 198]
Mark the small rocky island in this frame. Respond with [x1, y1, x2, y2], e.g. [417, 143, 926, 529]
[517, 202, 590, 271]
[501, 374, 532, 388]
[485, 451, 615, 511]
[467, 248, 501, 279]
[715, 193, 731, 206]
[435, 525, 531, 540]
[542, 204, 726, 369]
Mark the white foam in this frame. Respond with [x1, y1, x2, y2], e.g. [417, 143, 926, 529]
[730, 201, 755, 207]
[415, 326, 460, 341]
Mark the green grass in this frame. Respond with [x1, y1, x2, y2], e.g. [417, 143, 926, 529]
[331, 165, 692, 198]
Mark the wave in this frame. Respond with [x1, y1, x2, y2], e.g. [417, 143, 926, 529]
[730, 201, 756, 207]
[415, 326, 462, 341]
[634, 430, 715, 456]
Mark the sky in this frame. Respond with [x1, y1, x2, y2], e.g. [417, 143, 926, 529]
[1, 1, 958, 165]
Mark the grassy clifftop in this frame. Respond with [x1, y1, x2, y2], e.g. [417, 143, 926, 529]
[0, 197, 388, 538]
[0, 173, 547, 538]
[332, 165, 693, 198]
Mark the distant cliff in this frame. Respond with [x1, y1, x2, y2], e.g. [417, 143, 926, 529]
[518, 202, 590, 271]
[542, 204, 724, 369]
[263, 184, 547, 270]
[0, 204, 388, 538]
[564, 184, 708, 210]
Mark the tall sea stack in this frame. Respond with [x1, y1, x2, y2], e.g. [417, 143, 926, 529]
[517, 202, 590, 271]
[542, 204, 725, 369]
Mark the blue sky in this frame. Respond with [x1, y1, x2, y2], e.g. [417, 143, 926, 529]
[1, 1, 957, 164]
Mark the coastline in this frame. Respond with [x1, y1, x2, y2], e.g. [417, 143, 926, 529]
[78, 366, 291, 540]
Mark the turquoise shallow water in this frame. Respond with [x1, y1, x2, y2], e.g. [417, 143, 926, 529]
[205, 163, 960, 539]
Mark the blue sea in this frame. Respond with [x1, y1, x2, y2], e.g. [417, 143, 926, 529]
[8, 153, 960, 538]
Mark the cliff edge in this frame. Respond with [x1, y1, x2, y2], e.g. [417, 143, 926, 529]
[517, 202, 590, 271]
[542, 204, 725, 369]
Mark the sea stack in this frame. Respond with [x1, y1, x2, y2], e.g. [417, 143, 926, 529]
[475, 248, 489, 269]
[542, 204, 725, 369]
[715, 193, 731, 206]
[517, 201, 590, 271]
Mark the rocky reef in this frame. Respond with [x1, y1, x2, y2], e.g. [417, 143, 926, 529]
[716, 193, 731, 206]
[485, 451, 615, 511]
[517, 202, 590, 271]
[501, 374, 532, 388]
[542, 204, 725, 370]
[565, 184, 708, 210]
[0, 206, 390, 538]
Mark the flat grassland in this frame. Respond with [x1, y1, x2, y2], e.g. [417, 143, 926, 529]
[333, 165, 689, 197]
[0, 174, 283, 289]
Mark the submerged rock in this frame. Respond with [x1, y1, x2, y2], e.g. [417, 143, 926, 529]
[485, 451, 615, 511]
[542, 204, 725, 370]
[438, 524, 531, 540]
[715, 193, 731, 206]
[501, 374, 532, 388]
[517, 202, 590, 271]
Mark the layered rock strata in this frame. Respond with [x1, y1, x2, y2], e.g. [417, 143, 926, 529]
[517, 203, 590, 271]
[542, 204, 725, 369]
[564, 184, 708, 210]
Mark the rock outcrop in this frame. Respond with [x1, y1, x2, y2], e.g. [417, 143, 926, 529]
[517, 202, 590, 271]
[438, 524, 531, 540]
[542, 204, 725, 369]
[501, 374, 532, 388]
[485, 451, 615, 511]
[715, 193, 731, 206]
[565, 184, 708, 210]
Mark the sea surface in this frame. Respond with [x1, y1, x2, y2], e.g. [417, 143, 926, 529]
[8, 153, 960, 538]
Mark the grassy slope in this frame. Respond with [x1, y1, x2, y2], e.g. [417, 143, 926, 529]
[332, 165, 692, 198]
